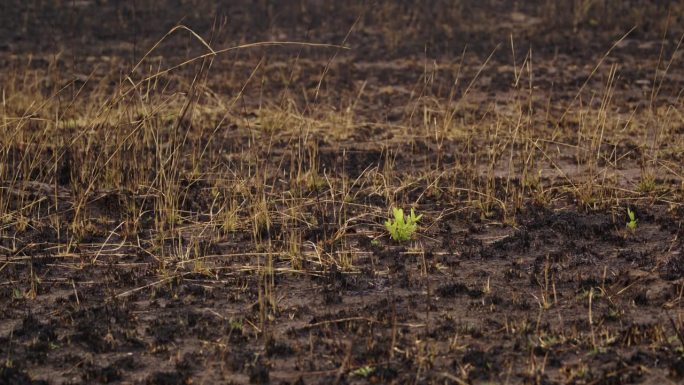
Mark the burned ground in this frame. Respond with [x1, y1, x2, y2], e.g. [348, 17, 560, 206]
[1, 1, 684, 384]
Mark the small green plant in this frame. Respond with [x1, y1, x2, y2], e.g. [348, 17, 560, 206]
[229, 318, 244, 332]
[384, 207, 422, 242]
[352, 365, 375, 377]
[626, 208, 637, 231]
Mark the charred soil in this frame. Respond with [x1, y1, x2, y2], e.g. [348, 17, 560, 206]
[1, 1, 684, 384]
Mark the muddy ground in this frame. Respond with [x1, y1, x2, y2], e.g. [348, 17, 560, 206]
[1, 1, 684, 384]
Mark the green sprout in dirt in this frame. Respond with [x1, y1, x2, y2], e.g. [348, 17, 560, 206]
[626, 208, 637, 231]
[352, 366, 375, 377]
[384, 207, 422, 242]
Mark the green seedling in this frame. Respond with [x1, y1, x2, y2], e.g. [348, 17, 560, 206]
[384, 207, 422, 242]
[352, 365, 375, 377]
[626, 208, 637, 231]
[229, 319, 244, 332]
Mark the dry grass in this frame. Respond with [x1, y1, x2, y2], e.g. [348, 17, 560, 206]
[2, 2, 684, 383]
[2, 16, 683, 270]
